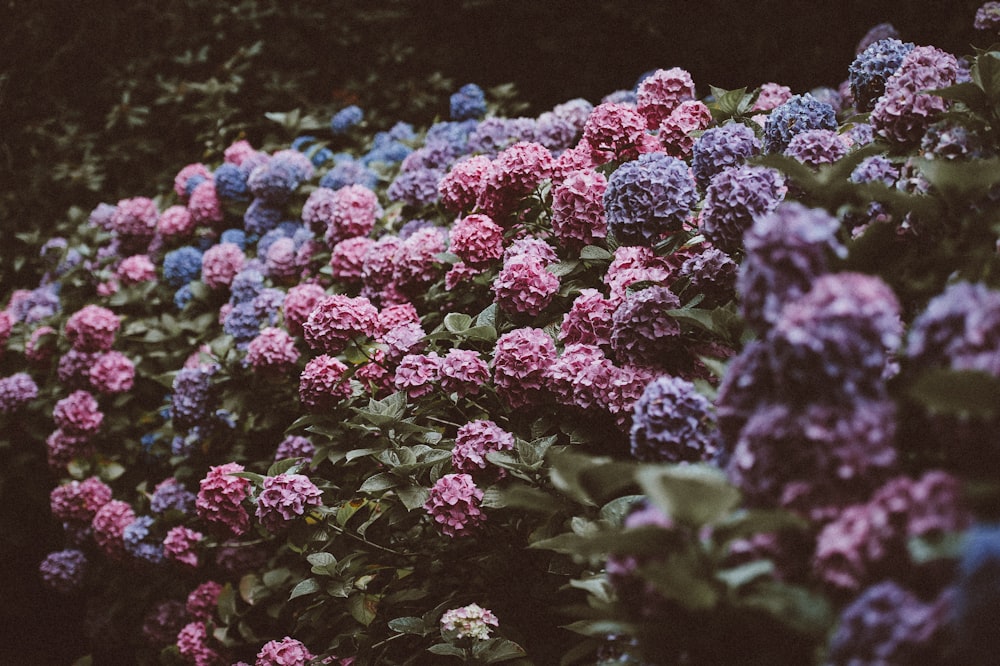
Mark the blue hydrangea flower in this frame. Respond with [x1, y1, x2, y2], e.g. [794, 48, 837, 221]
[450, 83, 488, 121]
[320, 159, 379, 191]
[174, 284, 194, 310]
[223, 301, 262, 343]
[291, 135, 318, 151]
[849, 38, 915, 112]
[162, 246, 204, 288]
[691, 122, 762, 189]
[123, 516, 164, 564]
[363, 139, 412, 166]
[39, 549, 87, 592]
[956, 524, 1000, 663]
[243, 198, 283, 237]
[253, 288, 286, 324]
[170, 366, 216, 430]
[150, 480, 196, 514]
[763, 93, 838, 154]
[630, 376, 716, 463]
[604, 152, 698, 246]
[183, 174, 208, 197]
[214, 163, 250, 201]
[389, 121, 417, 141]
[229, 268, 265, 305]
[219, 228, 247, 250]
[330, 105, 363, 134]
[246, 151, 311, 204]
[387, 167, 444, 207]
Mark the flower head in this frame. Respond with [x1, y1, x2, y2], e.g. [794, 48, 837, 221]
[440, 603, 499, 641]
[256, 473, 323, 533]
[605, 152, 697, 246]
[425, 473, 486, 537]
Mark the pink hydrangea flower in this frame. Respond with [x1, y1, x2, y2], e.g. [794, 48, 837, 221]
[546, 343, 618, 411]
[46, 428, 94, 471]
[282, 283, 327, 337]
[304, 185, 381, 246]
[116, 254, 157, 285]
[174, 163, 213, 198]
[393, 352, 441, 398]
[445, 261, 485, 291]
[559, 289, 615, 347]
[551, 143, 598, 182]
[503, 237, 559, 264]
[89, 351, 135, 393]
[329, 236, 375, 285]
[440, 603, 499, 640]
[177, 621, 227, 666]
[872, 45, 960, 145]
[493, 253, 560, 317]
[65, 304, 120, 352]
[453, 420, 515, 476]
[449, 214, 505, 267]
[25, 324, 56, 364]
[492, 327, 557, 409]
[50, 476, 112, 524]
[551, 169, 608, 249]
[158, 205, 196, 237]
[224, 139, 256, 165]
[438, 154, 493, 213]
[391, 226, 446, 292]
[264, 237, 300, 281]
[201, 242, 245, 290]
[111, 196, 159, 240]
[785, 129, 850, 166]
[53, 390, 104, 437]
[245, 327, 300, 373]
[658, 100, 713, 157]
[582, 102, 648, 163]
[478, 142, 555, 220]
[255, 473, 323, 533]
[424, 473, 485, 537]
[361, 235, 403, 294]
[380, 321, 426, 362]
[196, 462, 251, 536]
[439, 348, 490, 397]
[753, 82, 793, 111]
[299, 354, 352, 410]
[604, 245, 674, 307]
[376, 301, 420, 335]
[188, 179, 224, 225]
[255, 637, 315, 666]
[163, 526, 203, 568]
[0, 309, 12, 351]
[187, 580, 223, 622]
[91, 499, 136, 560]
[302, 294, 379, 354]
[636, 67, 696, 129]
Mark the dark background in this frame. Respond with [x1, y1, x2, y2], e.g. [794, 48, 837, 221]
[0, 1, 987, 663]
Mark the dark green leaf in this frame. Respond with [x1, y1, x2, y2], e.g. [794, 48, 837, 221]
[444, 312, 473, 333]
[358, 472, 398, 494]
[580, 245, 613, 261]
[715, 559, 775, 590]
[428, 643, 467, 658]
[636, 464, 741, 526]
[289, 577, 320, 600]
[908, 368, 1000, 420]
[737, 582, 834, 637]
[388, 616, 428, 636]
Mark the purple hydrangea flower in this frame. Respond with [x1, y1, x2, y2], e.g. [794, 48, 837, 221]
[39, 549, 87, 592]
[849, 38, 916, 112]
[451, 83, 487, 121]
[255, 473, 323, 533]
[736, 202, 846, 335]
[150, 478, 197, 515]
[275, 435, 315, 465]
[700, 165, 785, 255]
[763, 93, 838, 154]
[630, 376, 716, 463]
[122, 515, 165, 564]
[907, 281, 1000, 376]
[604, 152, 698, 246]
[678, 248, 738, 306]
[0, 372, 38, 414]
[610, 286, 683, 368]
[691, 122, 762, 189]
[319, 158, 378, 191]
[170, 366, 216, 431]
[784, 129, 849, 167]
[243, 198, 283, 236]
[827, 581, 954, 665]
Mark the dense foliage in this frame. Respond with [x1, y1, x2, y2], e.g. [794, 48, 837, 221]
[6, 3, 1000, 665]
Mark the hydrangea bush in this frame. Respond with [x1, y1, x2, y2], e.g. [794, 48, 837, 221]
[5, 6, 1000, 664]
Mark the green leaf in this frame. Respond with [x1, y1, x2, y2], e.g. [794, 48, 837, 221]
[710, 509, 808, 547]
[640, 552, 719, 611]
[915, 156, 1000, 206]
[99, 461, 126, 482]
[395, 484, 430, 511]
[579, 245, 613, 261]
[737, 582, 834, 637]
[266, 458, 301, 477]
[347, 592, 379, 626]
[289, 577, 320, 600]
[229, 471, 267, 487]
[908, 368, 1000, 420]
[217, 584, 237, 623]
[548, 450, 638, 506]
[428, 643, 467, 658]
[636, 464, 741, 526]
[358, 472, 398, 494]
[473, 637, 528, 663]
[908, 532, 965, 564]
[715, 559, 775, 590]
[307, 552, 337, 575]
[444, 312, 473, 333]
[388, 616, 428, 636]
[546, 259, 579, 277]
[476, 303, 498, 328]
